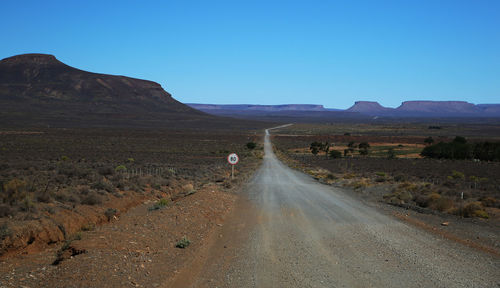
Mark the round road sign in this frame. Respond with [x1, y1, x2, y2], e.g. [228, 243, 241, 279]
[227, 153, 239, 165]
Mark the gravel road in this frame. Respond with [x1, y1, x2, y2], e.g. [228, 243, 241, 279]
[187, 127, 499, 288]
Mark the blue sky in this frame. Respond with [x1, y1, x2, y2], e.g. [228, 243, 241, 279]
[1, 0, 499, 108]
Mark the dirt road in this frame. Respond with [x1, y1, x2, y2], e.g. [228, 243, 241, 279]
[177, 128, 499, 288]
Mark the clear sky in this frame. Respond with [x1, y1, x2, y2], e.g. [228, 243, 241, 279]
[1, 0, 499, 109]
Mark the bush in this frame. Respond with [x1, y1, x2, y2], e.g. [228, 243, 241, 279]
[0, 223, 11, 240]
[329, 150, 342, 158]
[310, 142, 324, 155]
[3, 178, 27, 204]
[394, 174, 406, 182]
[0, 204, 14, 217]
[98, 166, 114, 176]
[383, 190, 412, 205]
[480, 197, 499, 208]
[91, 180, 114, 193]
[148, 198, 170, 211]
[175, 237, 191, 248]
[387, 148, 396, 159]
[105, 208, 117, 220]
[81, 192, 102, 205]
[115, 165, 127, 172]
[421, 138, 500, 161]
[358, 142, 370, 156]
[246, 142, 257, 150]
[326, 174, 337, 180]
[453, 202, 488, 218]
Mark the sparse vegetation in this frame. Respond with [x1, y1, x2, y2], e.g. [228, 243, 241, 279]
[0, 223, 11, 240]
[175, 236, 191, 248]
[105, 208, 118, 220]
[273, 126, 500, 219]
[149, 198, 170, 211]
[329, 150, 342, 158]
[246, 142, 257, 149]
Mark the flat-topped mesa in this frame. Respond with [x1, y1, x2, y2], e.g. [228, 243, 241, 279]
[396, 101, 480, 114]
[187, 104, 326, 111]
[346, 101, 392, 113]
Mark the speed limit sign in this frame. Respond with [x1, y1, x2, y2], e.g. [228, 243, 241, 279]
[227, 153, 239, 179]
[227, 153, 239, 165]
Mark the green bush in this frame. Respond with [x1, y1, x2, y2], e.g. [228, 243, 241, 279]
[246, 142, 257, 150]
[148, 198, 170, 211]
[329, 150, 342, 158]
[0, 223, 11, 240]
[421, 137, 500, 161]
[175, 236, 191, 248]
[115, 165, 127, 172]
[105, 208, 117, 220]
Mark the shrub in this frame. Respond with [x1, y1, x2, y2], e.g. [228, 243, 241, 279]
[148, 198, 170, 211]
[326, 174, 337, 180]
[480, 197, 499, 208]
[383, 190, 412, 205]
[105, 208, 117, 221]
[36, 190, 52, 203]
[310, 142, 323, 155]
[329, 150, 342, 159]
[81, 192, 102, 205]
[175, 237, 191, 248]
[0, 204, 14, 217]
[81, 223, 95, 231]
[387, 148, 396, 159]
[115, 165, 127, 172]
[394, 174, 406, 182]
[0, 223, 11, 240]
[449, 170, 465, 180]
[3, 178, 27, 204]
[98, 166, 114, 176]
[431, 196, 454, 212]
[453, 202, 488, 218]
[358, 142, 370, 156]
[246, 142, 257, 150]
[350, 179, 368, 189]
[91, 180, 114, 192]
[424, 137, 434, 145]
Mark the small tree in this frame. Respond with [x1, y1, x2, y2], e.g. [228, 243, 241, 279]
[324, 142, 330, 158]
[310, 141, 324, 156]
[387, 148, 396, 159]
[453, 136, 467, 144]
[424, 137, 434, 145]
[329, 150, 342, 159]
[246, 142, 257, 150]
[358, 142, 370, 156]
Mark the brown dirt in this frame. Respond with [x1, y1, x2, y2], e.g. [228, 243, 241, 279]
[0, 182, 240, 287]
[0, 191, 148, 258]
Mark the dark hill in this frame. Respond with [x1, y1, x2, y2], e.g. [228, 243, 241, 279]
[0, 54, 259, 129]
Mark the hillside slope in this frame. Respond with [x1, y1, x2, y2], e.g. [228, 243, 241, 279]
[0, 54, 227, 128]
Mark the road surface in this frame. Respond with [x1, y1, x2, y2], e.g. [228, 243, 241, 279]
[176, 127, 500, 288]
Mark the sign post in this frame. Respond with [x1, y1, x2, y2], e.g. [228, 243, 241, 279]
[227, 153, 239, 179]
